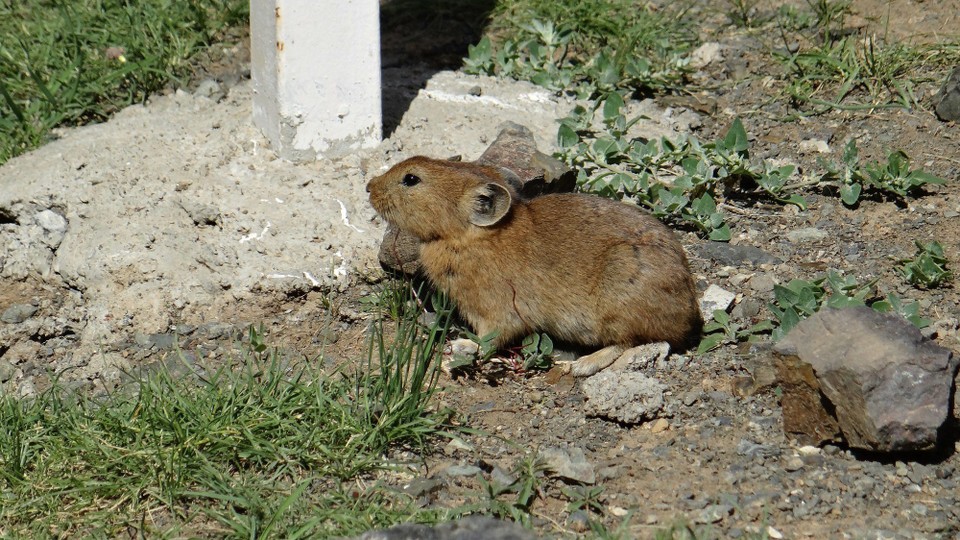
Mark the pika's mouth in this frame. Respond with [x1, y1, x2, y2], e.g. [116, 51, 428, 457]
[367, 194, 395, 224]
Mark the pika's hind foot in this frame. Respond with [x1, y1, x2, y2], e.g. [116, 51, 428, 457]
[568, 345, 629, 377]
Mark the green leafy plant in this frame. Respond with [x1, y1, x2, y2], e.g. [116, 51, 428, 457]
[561, 484, 606, 515]
[698, 310, 775, 353]
[726, 0, 762, 28]
[464, 1, 695, 98]
[558, 111, 807, 240]
[871, 293, 931, 328]
[863, 150, 946, 198]
[898, 240, 953, 289]
[768, 270, 928, 340]
[465, 454, 548, 526]
[520, 332, 555, 370]
[819, 140, 945, 206]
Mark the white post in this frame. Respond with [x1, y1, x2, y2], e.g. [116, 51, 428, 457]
[250, 0, 382, 161]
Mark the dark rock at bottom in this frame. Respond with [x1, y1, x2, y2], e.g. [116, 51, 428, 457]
[349, 516, 539, 540]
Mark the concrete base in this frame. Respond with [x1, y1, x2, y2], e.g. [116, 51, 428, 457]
[251, 0, 382, 161]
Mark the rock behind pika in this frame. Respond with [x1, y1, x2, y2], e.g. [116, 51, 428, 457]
[367, 156, 702, 376]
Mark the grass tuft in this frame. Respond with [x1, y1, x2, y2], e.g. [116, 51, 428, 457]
[0, 285, 455, 537]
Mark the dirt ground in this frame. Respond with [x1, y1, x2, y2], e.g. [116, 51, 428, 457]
[1, 0, 959, 538]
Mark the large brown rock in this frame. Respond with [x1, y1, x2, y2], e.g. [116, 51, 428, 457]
[773, 306, 958, 452]
[376, 122, 576, 275]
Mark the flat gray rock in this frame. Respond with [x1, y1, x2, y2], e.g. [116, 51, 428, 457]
[538, 446, 596, 484]
[774, 306, 958, 452]
[1, 304, 37, 324]
[350, 516, 539, 540]
[695, 241, 781, 266]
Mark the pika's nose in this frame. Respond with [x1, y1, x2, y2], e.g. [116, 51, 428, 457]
[365, 182, 371, 193]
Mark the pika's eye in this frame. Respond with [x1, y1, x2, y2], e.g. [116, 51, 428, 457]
[401, 173, 421, 187]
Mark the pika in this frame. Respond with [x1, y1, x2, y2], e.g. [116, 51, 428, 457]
[367, 156, 702, 376]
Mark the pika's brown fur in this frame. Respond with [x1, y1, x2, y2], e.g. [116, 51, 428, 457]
[367, 156, 702, 376]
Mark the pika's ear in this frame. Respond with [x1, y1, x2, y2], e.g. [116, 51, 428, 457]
[468, 182, 512, 227]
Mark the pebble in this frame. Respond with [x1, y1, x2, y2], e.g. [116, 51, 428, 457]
[682, 390, 702, 406]
[566, 510, 590, 532]
[696, 504, 733, 523]
[700, 284, 736, 315]
[649, 418, 670, 433]
[0, 359, 17, 382]
[442, 465, 482, 477]
[798, 139, 830, 154]
[402, 477, 443, 497]
[748, 273, 776, 292]
[35, 209, 67, 232]
[783, 456, 805, 472]
[538, 446, 596, 484]
[1, 304, 37, 324]
[444, 438, 475, 455]
[731, 298, 762, 319]
[491, 466, 516, 486]
[736, 439, 782, 459]
[786, 227, 828, 243]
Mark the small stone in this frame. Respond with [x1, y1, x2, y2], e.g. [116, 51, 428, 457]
[767, 526, 784, 539]
[567, 510, 590, 533]
[491, 466, 516, 487]
[179, 200, 221, 226]
[798, 139, 831, 154]
[402, 477, 443, 497]
[783, 456, 805, 472]
[582, 370, 665, 424]
[148, 333, 176, 350]
[748, 273, 776, 293]
[649, 418, 670, 433]
[609, 506, 629, 517]
[193, 78, 222, 99]
[35, 209, 67, 232]
[1, 304, 37, 324]
[731, 298, 762, 319]
[682, 389, 702, 406]
[690, 42, 723, 69]
[696, 241, 781, 266]
[696, 504, 733, 524]
[736, 439, 781, 459]
[0, 359, 17, 382]
[442, 464, 482, 477]
[700, 284, 736, 315]
[608, 341, 670, 372]
[444, 437, 475, 455]
[467, 85, 482, 97]
[539, 446, 596, 484]
[934, 65, 960, 122]
[785, 227, 828, 243]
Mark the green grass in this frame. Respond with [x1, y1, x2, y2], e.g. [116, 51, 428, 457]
[0, 0, 248, 165]
[0, 291, 456, 538]
[767, 1, 960, 115]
